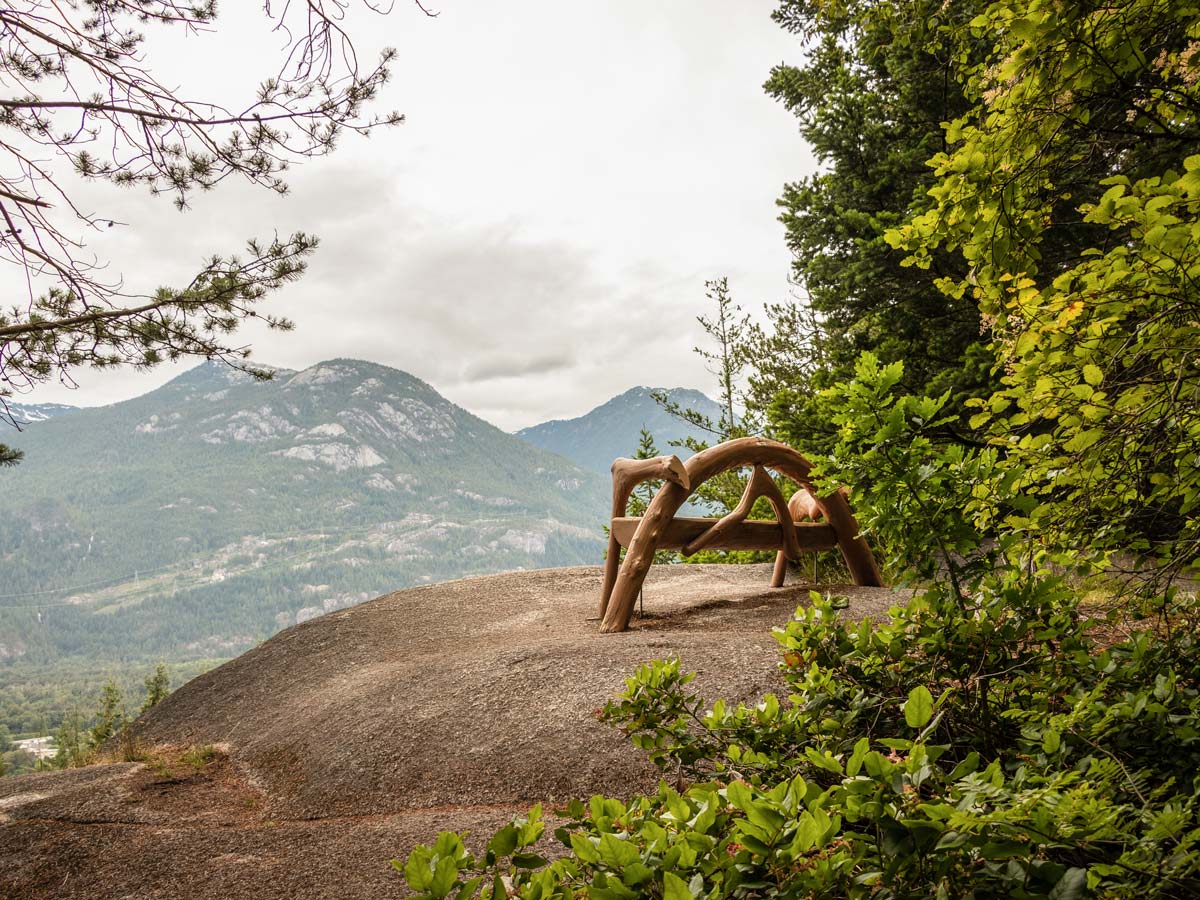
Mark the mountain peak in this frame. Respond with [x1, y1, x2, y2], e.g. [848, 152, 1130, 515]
[166, 359, 293, 390]
[284, 358, 432, 393]
[609, 385, 712, 405]
[517, 386, 722, 474]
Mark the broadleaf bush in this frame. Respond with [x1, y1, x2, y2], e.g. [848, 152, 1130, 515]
[398, 359, 1200, 899]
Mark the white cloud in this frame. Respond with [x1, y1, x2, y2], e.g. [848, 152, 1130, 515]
[8, 0, 815, 431]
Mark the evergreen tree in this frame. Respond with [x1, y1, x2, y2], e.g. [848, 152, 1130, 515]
[762, 0, 997, 447]
[89, 679, 125, 748]
[695, 278, 755, 440]
[626, 429, 662, 518]
[141, 665, 171, 714]
[655, 278, 759, 515]
[53, 710, 89, 769]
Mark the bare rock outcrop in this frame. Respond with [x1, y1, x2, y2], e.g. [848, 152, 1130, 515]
[0, 564, 902, 900]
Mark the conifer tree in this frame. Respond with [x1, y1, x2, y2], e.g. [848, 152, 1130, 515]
[762, 0, 997, 440]
[626, 429, 662, 518]
[141, 665, 171, 714]
[53, 710, 89, 769]
[89, 679, 125, 748]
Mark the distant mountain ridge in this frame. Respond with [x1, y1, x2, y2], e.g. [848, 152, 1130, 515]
[0, 359, 607, 676]
[4, 401, 79, 425]
[517, 386, 723, 474]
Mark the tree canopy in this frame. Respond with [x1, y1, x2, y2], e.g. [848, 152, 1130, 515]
[889, 0, 1200, 582]
[762, 0, 997, 447]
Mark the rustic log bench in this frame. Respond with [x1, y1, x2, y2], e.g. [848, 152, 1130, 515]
[598, 437, 882, 632]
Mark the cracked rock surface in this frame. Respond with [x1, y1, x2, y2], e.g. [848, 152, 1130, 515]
[0, 564, 904, 900]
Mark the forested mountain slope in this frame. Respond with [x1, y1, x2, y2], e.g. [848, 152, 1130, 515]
[0, 360, 607, 697]
[516, 386, 721, 473]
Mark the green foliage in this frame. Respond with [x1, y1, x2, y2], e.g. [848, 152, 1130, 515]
[1, 661, 187, 775]
[0, 658, 218, 738]
[761, 0, 998, 451]
[402, 356, 1200, 898]
[886, 0, 1200, 584]
[809, 353, 1006, 592]
[141, 664, 171, 714]
[53, 710, 91, 770]
[88, 679, 125, 748]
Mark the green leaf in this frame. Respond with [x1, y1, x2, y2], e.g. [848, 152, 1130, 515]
[663, 871, 695, 900]
[805, 746, 844, 774]
[405, 849, 434, 891]
[1049, 867, 1088, 900]
[621, 862, 654, 886]
[1042, 729, 1061, 754]
[1063, 428, 1104, 452]
[846, 737, 870, 776]
[512, 853, 549, 869]
[743, 799, 785, 833]
[487, 825, 519, 859]
[429, 856, 459, 900]
[569, 832, 600, 864]
[903, 686, 934, 729]
[979, 841, 1027, 859]
[454, 877, 484, 900]
[598, 831, 640, 868]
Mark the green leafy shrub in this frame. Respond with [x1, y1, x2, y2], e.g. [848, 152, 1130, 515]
[398, 578, 1200, 898]
[399, 359, 1200, 899]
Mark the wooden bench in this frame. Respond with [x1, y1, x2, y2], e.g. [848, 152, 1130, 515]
[598, 437, 882, 632]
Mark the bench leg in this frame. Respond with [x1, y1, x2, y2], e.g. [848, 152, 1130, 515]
[598, 535, 621, 618]
[771, 551, 788, 588]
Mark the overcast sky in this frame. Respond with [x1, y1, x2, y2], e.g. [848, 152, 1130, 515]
[15, 0, 814, 431]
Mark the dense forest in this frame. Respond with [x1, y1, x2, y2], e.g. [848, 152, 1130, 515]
[401, 2, 1200, 898]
